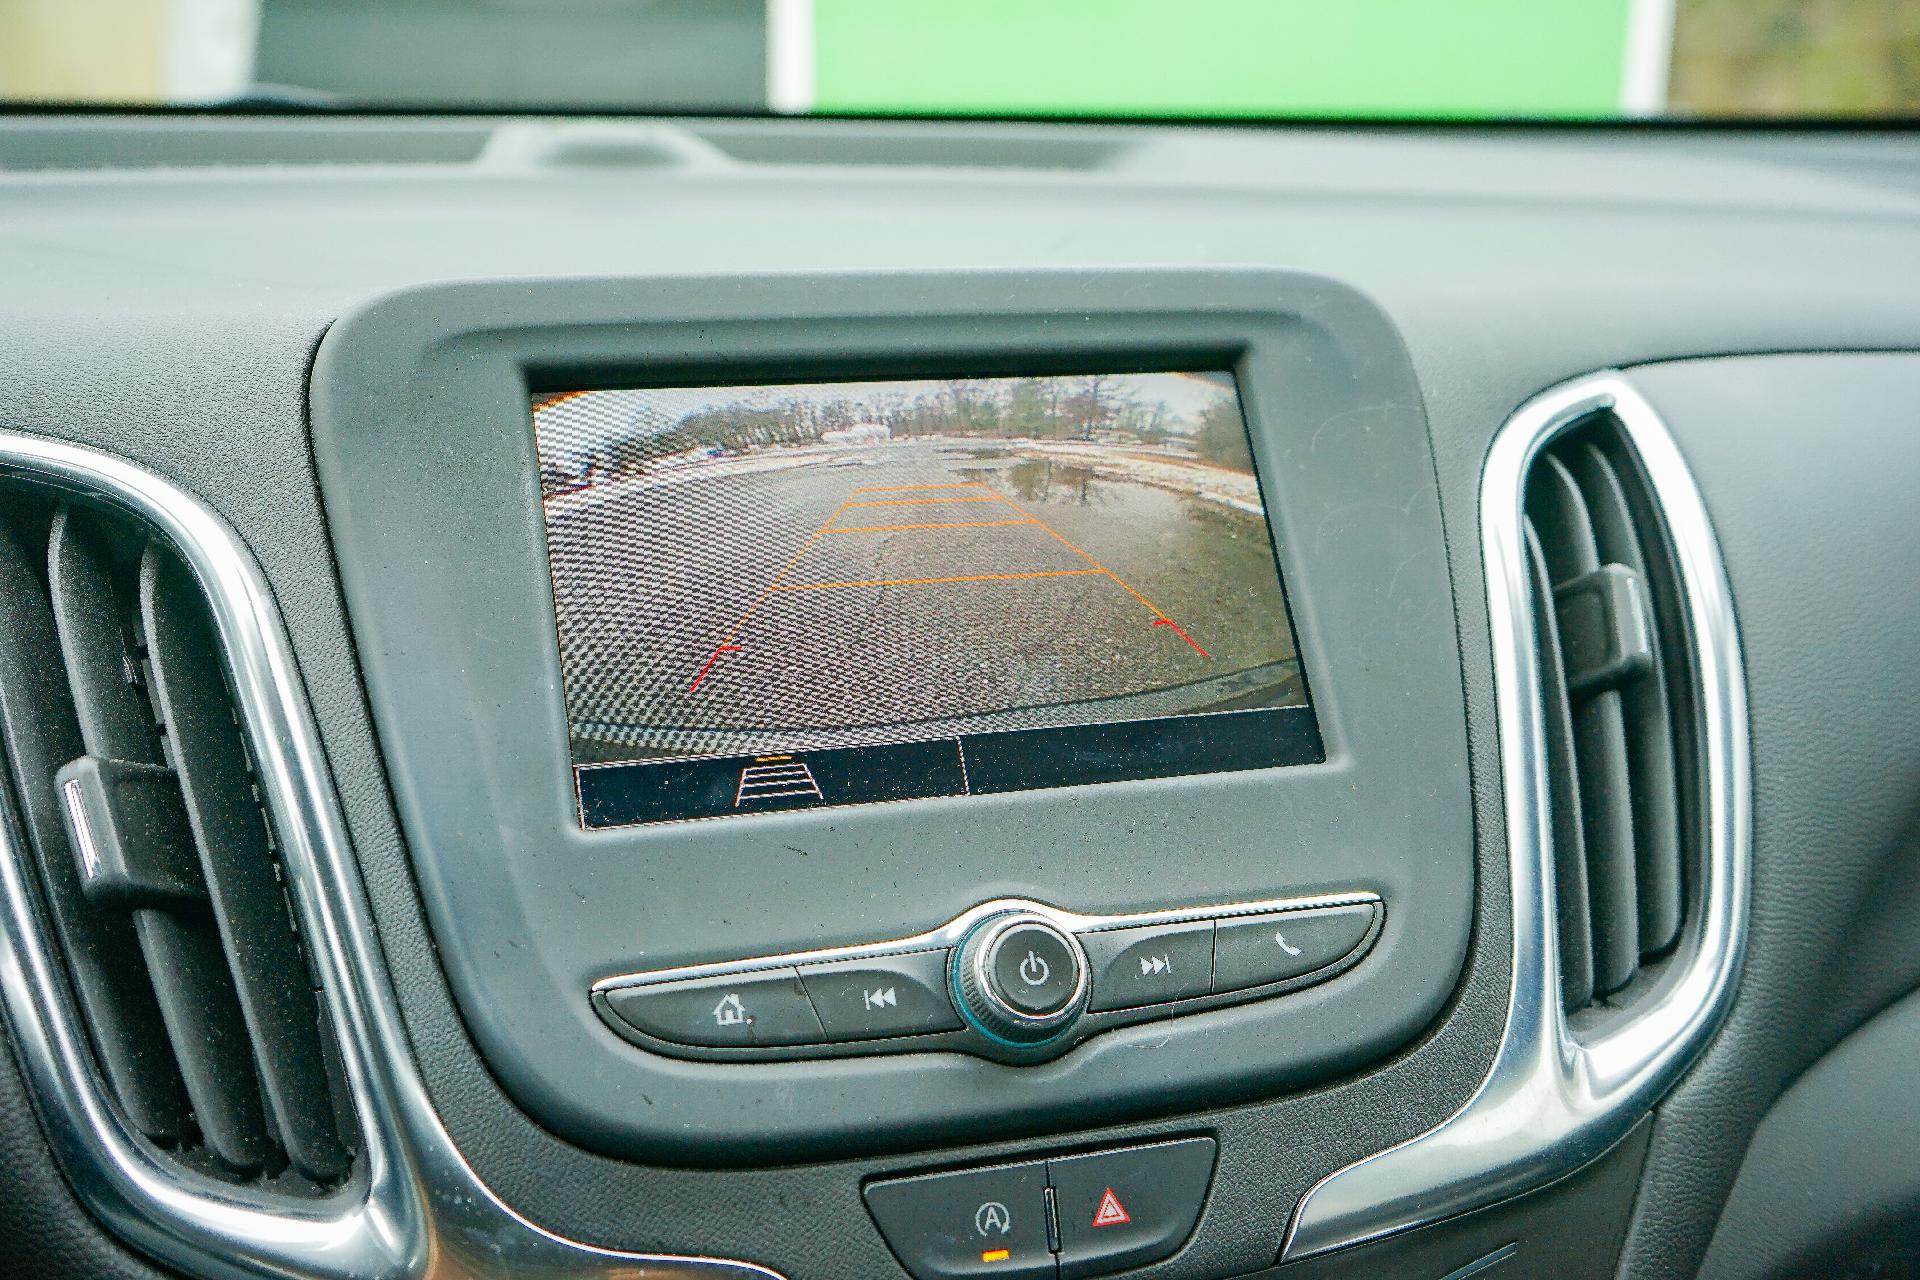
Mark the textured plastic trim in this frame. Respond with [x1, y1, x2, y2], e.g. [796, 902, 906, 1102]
[1281, 372, 1751, 1258]
[0, 432, 783, 1279]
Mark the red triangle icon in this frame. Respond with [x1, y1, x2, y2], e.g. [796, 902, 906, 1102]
[1092, 1187, 1131, 1228]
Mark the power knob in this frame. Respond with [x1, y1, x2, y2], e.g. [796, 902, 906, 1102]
[950, 912, 1089, 1046]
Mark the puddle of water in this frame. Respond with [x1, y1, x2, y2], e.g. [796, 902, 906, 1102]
[956, 456, 1114, 506]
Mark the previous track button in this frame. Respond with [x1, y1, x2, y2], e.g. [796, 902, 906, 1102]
[797, 949, 963, 1042]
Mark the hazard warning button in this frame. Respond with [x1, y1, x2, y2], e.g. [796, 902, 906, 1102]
[1047, 1138, 1216, 1279]
[1092, 1188, 1131, 1228]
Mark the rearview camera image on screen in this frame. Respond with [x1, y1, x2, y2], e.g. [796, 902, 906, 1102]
[532, 371, 1321, 827]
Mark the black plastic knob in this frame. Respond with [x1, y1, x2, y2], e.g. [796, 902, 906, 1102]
[951, 912, 1089, 1046]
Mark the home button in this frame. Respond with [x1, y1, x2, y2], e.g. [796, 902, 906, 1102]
[601, 967, 825, 1048]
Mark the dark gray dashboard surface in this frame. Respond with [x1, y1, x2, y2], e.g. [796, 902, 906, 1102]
[1, 115, 1918, 1280]
[1614, 353, 1920, 1280]
[1700, 985, 1920, 1280]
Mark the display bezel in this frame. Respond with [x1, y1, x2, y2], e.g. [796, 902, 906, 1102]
[527, 367, 1324, 829]
[310, 269, 1473, 1163]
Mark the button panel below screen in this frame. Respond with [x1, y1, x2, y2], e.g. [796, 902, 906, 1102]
[595, 896, 1381, 1056]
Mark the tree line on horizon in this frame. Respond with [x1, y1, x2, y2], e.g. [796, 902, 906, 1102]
[542, 376, 1253, 493]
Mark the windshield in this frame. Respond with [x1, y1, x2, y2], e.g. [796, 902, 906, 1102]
[1, 1, 1915, 120]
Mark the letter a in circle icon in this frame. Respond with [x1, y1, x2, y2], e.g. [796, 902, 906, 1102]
[1092, 1187, 1131, 1228]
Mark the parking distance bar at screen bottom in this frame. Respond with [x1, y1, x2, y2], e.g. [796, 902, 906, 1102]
[574, 704, 1324, 828]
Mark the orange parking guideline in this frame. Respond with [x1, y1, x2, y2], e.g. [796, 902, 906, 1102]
[701, 497, 854, 655]
[827, 519, 1038, 533]
[843, 494, 1001, 508]
[977, 491, 1174, 622]
[693, 478, 1207, 691]
[849, 482, 991, 494]
[773, 569, 1104, 592]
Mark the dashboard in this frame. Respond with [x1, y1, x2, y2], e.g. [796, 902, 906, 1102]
[0, 113, 1917, 1280]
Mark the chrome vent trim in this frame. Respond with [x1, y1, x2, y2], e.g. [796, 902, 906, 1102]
[0, 432, 785, 1280]
[1281, 372, 1750, 1259]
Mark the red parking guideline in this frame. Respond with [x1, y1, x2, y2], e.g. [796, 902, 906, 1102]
[689, 643, 742, 691]
[1152, 618, 1209, 658]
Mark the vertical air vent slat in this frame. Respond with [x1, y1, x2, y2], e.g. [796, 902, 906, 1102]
[142, 547, 352, 1184]
[48, 510, 273, 1174]
[1528, 455, 1641, 997]
[1524, 411, 1699, 1017]
[1524, 528, 1596, 1011]
[0, 518, 185, 1141]
[47, 510, 156, 759]
[1561, 442, 1684, 956]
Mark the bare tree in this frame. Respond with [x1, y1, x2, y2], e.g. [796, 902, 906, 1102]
[1193, 397, 1255, 472]
[1061, 374, 1131, 440]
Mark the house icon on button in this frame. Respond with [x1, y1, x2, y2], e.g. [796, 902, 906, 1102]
[712, 993, 749, 1027]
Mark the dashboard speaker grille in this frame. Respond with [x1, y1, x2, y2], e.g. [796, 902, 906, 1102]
[1523, 419, 1696, 1012]
[0, 486, 354, 1189]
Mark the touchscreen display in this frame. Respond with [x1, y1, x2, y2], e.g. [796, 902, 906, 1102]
[532, 371, 1320, 827]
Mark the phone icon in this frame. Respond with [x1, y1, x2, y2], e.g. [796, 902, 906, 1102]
[1274, 931, 1303, 957]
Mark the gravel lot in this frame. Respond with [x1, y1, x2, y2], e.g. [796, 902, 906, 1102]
[541, 440, 1304, 762]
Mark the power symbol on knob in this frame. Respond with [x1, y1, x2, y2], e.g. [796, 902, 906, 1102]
[1017, 950, 1051, 986]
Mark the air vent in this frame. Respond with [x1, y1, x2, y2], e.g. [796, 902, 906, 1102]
[1522, 417, 1699, 1014]
[0, 485, 355, 1192]
[1284, 374, 1745, 1261]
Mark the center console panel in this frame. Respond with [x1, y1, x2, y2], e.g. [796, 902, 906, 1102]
[310, 269, 1471, 1164]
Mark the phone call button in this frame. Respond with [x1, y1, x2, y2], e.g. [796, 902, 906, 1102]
[1210, 904, 1376, 993]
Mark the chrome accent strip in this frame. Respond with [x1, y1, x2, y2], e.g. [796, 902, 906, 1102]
[0, 433, 785, 1280]
[1281, 372, 1751, 1258]
[59, 779, 101, 883]
[594, 890, 1383, 991]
